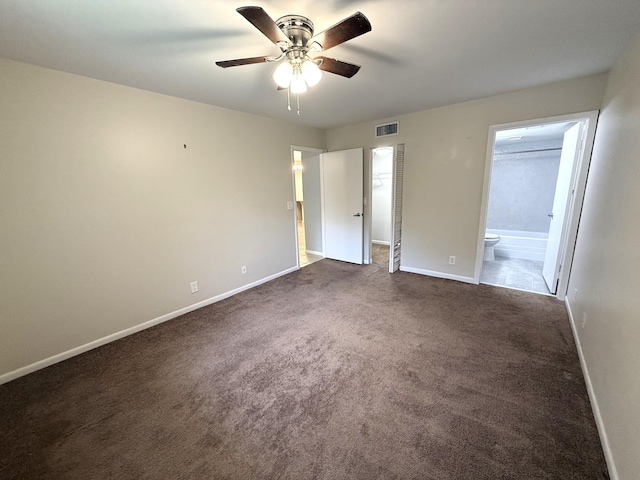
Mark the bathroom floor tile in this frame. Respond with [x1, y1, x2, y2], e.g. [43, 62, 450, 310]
[481, 256, 550, 295]
[298, 223, 323, 268]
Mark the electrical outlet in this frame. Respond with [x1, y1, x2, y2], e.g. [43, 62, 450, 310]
[287, 201, 294, 210]
[582, 312, 587, 328]
[448, 256, 456, 265]
[241, 265, 247, 274]
[190, 281, 199, 294]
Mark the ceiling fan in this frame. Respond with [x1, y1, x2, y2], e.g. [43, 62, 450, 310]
[216, 6, 372, 114]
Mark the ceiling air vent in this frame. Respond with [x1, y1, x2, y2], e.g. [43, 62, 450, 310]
[375, 121, 399, 138]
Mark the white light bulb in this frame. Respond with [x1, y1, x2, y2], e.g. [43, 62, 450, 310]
[301, 60, 322, 87]
[273, 62, 293, 88]
[290, 73, 307, 94]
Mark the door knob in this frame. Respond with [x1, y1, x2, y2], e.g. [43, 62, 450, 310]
[353, 213, 362, 217]
[548, 213, 554, 219]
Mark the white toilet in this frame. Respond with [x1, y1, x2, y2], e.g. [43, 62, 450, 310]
[484, 233, 501, 261]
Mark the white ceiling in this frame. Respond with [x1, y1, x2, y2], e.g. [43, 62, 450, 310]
[1, 1, 640, 129]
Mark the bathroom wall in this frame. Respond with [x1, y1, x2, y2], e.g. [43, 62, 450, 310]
[294, 169, 304, 203]
[486, 138, 563, 233]
[371, 148, 393, 244]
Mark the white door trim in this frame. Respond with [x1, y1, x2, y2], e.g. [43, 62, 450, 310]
[473, 110, 599, 300]
[366, 148, 374, 265]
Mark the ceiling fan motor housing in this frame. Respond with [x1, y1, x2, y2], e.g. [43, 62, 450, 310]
[276, 15, 314, 48]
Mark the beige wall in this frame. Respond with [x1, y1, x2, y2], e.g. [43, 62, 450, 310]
[0, 58, 324, 378]
[327, 74, 607, 279]
[567, 32, 640, 480]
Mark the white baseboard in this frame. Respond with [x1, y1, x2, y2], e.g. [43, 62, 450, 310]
[565, 298, 619, 480]
[305, 250, 324, 256]
[399, 266, 475, 284]
[372, 240, 390, 246]
[0, 266, 298, 386]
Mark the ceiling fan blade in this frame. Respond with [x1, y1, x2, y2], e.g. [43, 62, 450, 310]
[216, 56, 270, 68]
[236, 6, 289, 45]
[317, 57, 361, 78]
[309, 12, 371, 51]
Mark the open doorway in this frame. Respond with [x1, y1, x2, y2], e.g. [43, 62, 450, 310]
[475, 111, 599, 298]
[292, 147, 324, 268]
[371, 147, 393, 268]
[367, 144, 405, 272]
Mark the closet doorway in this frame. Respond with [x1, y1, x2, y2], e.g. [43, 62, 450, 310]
[368, 144, 405, 272]
[370, 147, 393, 268]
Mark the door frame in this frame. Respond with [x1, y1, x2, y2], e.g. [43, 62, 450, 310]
[473, 110, 599, 299]
[291, 145, 326, 269]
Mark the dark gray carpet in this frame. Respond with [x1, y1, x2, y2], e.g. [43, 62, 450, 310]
[0, 260, 608, 479]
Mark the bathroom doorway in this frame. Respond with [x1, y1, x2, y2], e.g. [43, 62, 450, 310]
[475, 111, 599, 298]
[292, 147, 324, 268]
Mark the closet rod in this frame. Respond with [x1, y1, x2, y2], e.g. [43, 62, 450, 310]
[495, 147, 561, 156]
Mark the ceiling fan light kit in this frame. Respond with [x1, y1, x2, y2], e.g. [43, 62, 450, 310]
[272, 56, 321, 92]
[216, 6, 371, 115]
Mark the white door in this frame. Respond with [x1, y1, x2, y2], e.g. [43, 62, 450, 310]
[542, 123, 582, 293]
[321, 148, 364, 264]
[389, 144, 405, 272]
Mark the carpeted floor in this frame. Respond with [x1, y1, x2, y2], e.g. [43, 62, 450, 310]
[371, 243, 390, 268]
[0, 260, 608, 479]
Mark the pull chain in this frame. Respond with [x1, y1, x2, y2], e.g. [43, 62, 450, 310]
[285, 89, 301, 115]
